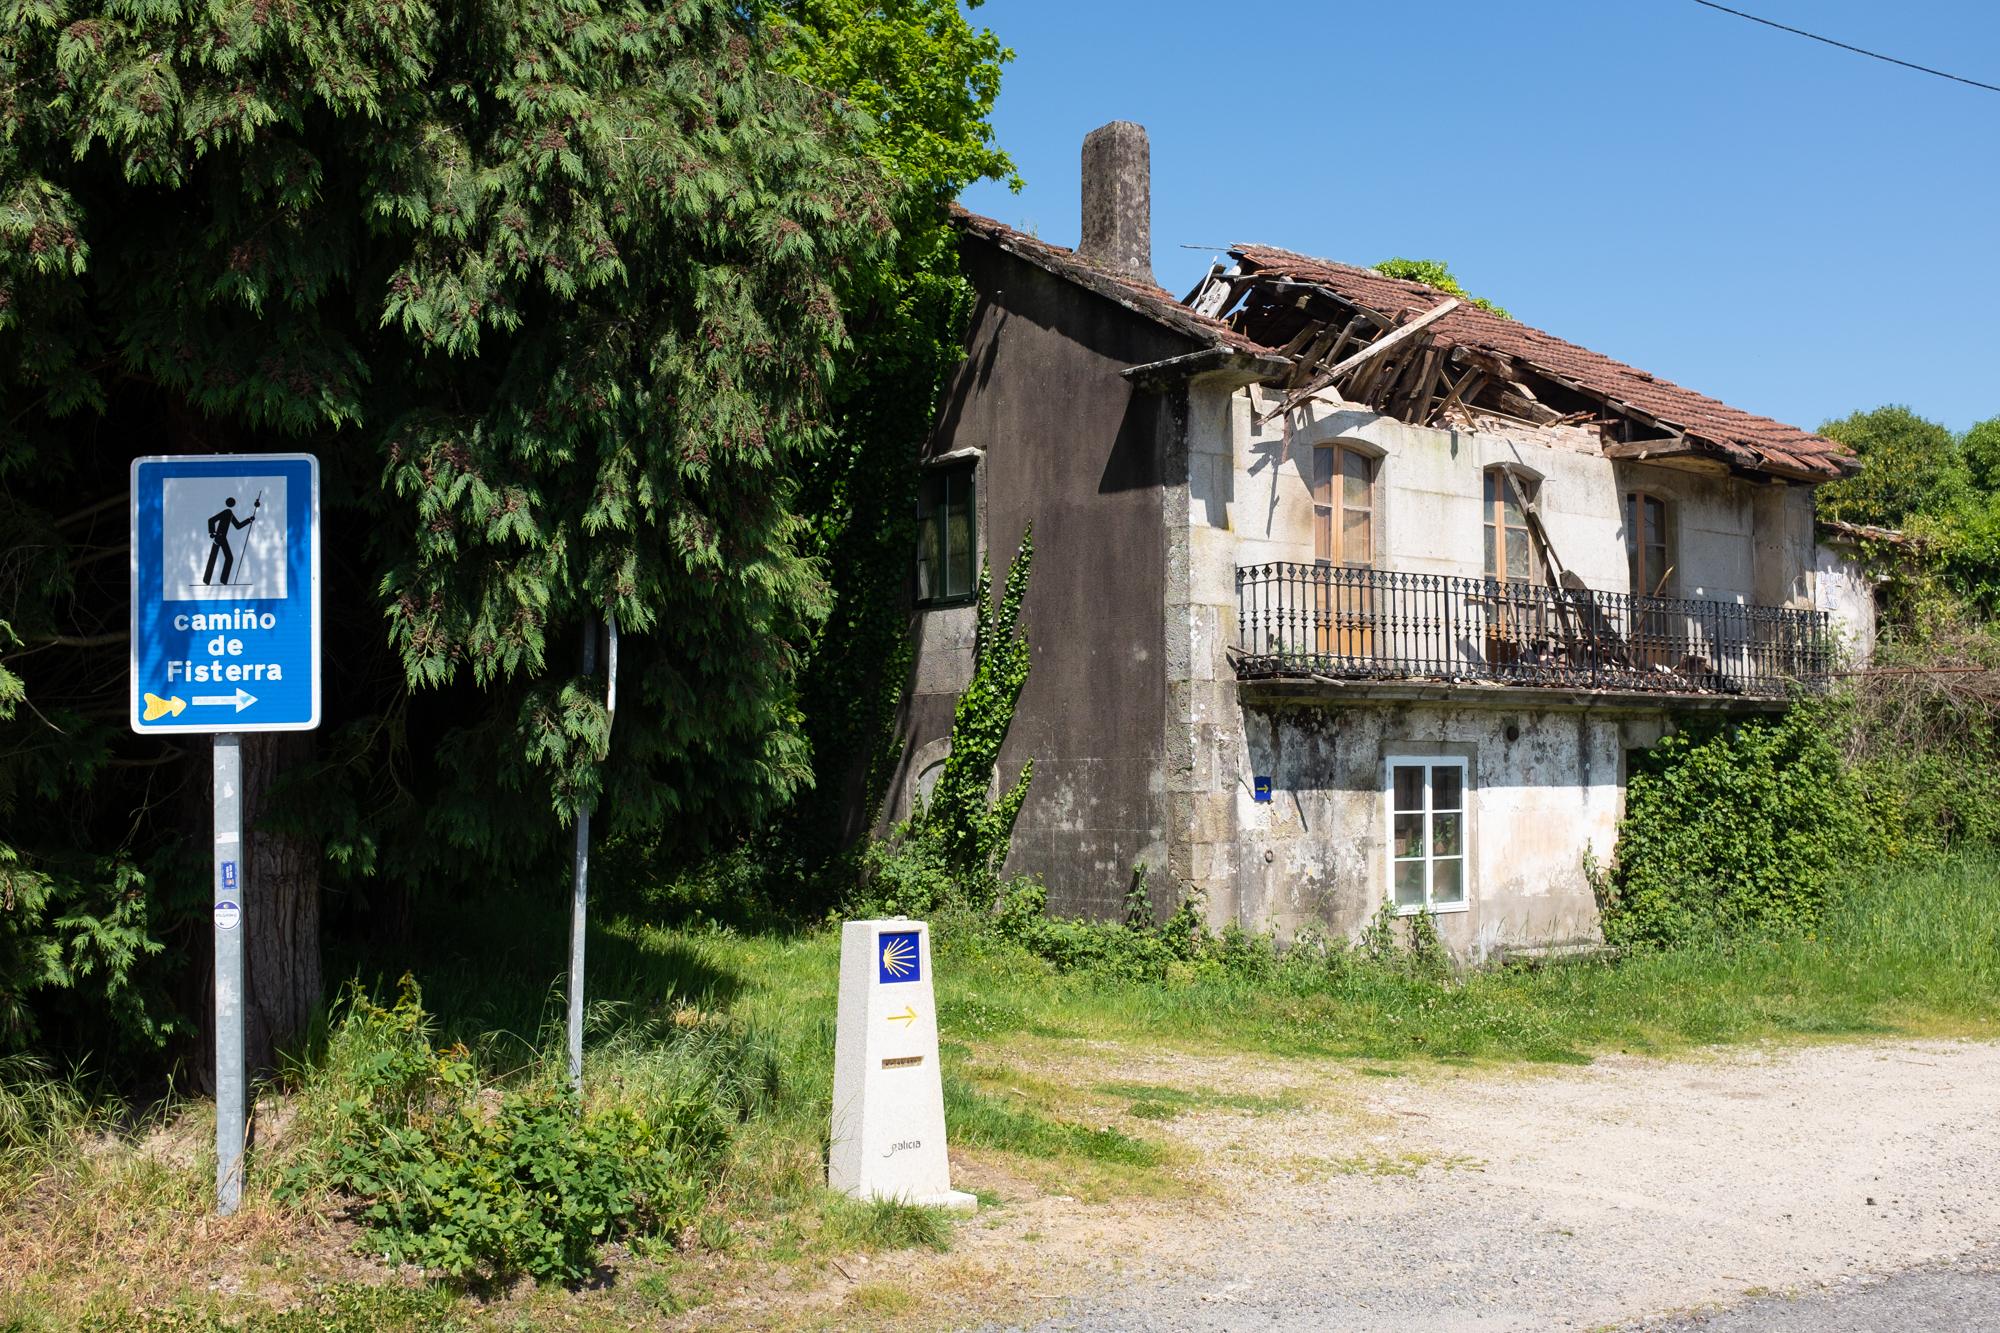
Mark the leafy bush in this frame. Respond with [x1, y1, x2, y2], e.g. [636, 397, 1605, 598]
[0, 849, 175, 1060]
[1593, 705, 1867, 949]
[856, 824, 975, 919]
[1838, 620, 2000, 859]
[282, 982, 731, 1283]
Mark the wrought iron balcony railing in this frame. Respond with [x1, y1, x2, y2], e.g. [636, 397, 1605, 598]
[1234, 563, 1831, 698]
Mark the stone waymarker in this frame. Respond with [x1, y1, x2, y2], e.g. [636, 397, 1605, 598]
[829, 919, 976, 1211]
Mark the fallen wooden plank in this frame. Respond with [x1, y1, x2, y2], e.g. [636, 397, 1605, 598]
[1257, 299, 1459, 424]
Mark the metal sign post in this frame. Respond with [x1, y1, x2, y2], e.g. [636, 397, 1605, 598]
[211, 733, 245, 1212]
[566, 615, 617, 1094]
[129, 454, 320, 1216]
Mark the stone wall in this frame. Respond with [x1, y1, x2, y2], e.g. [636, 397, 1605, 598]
[1201, 698, 1666, 959]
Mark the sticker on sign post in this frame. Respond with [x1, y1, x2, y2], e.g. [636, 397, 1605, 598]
[829, 919, 975, 1212]
[213, 901, 241, 931]
[128, 454, 321, 734]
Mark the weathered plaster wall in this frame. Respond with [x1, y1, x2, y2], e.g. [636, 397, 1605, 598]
[1814, 540, 1879, 665]
[1222, 385, 1810, 604]
[881, 238, 1195, 917]
[1163, 387, 1799, 953]
[1199, 700, 1666, 959]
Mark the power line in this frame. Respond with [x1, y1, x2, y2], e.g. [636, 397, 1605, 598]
[1687, 0, 2000, 95]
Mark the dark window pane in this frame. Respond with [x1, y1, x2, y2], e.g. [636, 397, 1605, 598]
[916, 467, 975, 604]
[944, 473, 973, 597]
[1394, 812, 1424, 859]
[1393, 764, 1424, 812]
[1432, 764, 1463, 811]
[1483, 523, 1497, 579]
[916, 511, 941, 603]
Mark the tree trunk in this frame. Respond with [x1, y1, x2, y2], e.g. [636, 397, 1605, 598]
[239, 730, 322, 1075]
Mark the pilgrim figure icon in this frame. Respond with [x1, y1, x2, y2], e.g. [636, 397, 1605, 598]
[202, 496, 258, 586]
[163, 476, 288, 602]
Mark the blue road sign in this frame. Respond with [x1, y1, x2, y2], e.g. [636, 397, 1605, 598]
[129, 454, 321, 734]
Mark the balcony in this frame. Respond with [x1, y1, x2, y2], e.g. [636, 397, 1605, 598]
[1233, 563, 1831, 700]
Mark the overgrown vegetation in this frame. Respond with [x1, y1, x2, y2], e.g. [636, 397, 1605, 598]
[0, 0, 1020, 1083]
[279, 982, 739, 1283]
[1591, 704, 1866, 949]
[856, 527, 1035, 916]
[6, 847, 1998, 1327]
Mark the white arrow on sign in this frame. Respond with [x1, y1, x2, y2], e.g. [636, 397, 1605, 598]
[192, 688, 258, 712]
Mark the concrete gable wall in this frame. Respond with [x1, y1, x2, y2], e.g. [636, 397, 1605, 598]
[882, 239, 1196, 917]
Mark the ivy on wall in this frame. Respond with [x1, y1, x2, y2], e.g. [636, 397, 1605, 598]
[920, 527, 1034, 877]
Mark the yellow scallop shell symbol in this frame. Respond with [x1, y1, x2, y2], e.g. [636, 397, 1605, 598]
[880, 935, 916, 979]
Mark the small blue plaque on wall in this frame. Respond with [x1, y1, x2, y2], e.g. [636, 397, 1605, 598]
[1253, 776, 1272, 803]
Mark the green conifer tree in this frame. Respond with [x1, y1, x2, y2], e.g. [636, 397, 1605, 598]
[0, 1, 891, 1068]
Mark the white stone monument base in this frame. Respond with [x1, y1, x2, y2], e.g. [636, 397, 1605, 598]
[829, 918, 976, 1214]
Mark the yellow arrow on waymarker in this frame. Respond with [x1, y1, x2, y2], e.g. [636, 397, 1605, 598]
[142, 693, 187, 721]
[885, 1006, 917, 1026]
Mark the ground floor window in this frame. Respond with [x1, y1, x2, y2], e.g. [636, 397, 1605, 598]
[1387, 756, 1469, 913]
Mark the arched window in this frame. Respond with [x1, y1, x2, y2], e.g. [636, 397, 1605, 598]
[1483, 467, 1540, 584]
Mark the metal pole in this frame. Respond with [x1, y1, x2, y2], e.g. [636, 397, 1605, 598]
[566, 619, 598, 1093]
[213, 732, 245, 1216]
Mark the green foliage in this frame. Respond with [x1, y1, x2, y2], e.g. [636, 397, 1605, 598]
[1374, 257, 1509, 318]
[0, 849, 173, 1059]
[0, 0, 904, 1070]
[922, 527, 1034, 876]
[1816, 405, 1970, 529]
[282, 981, 729, 1284]
[1839, 619, 2000, 860]
[767, 0, 1018, 200]
[815, 1194, 952, 1253]
[855, 821, 964, 918]
[1593, 706, 1867, 949]
[772, 0, 1019, 885]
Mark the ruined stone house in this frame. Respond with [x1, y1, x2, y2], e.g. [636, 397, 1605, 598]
[880, 121, 1869, 958]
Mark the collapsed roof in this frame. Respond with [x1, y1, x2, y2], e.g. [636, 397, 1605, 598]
[947, 206, 1853, 485]
[1199, 245, 1854, 483]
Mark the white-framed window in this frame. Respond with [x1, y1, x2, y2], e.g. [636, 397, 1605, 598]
[1386, 755, 1469, 914]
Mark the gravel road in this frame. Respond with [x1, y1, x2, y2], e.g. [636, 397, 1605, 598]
[1637, 1246, 2000, 1331]
[979, 1039, 2000, 1332]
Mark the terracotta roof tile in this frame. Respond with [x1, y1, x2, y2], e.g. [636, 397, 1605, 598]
[1231, 244, 1854, 482]
[950, 205, 1267, 354]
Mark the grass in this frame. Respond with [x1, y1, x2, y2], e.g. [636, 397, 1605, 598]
[3, 853, 1997, 1329]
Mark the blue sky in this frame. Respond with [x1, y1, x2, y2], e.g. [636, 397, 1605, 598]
[957, 0, 1999, 434]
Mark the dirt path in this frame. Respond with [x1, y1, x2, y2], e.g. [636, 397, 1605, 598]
[935, 1038, 2000, 1332]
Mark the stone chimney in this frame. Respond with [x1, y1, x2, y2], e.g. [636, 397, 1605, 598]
[1078, 121, 1154, 286]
